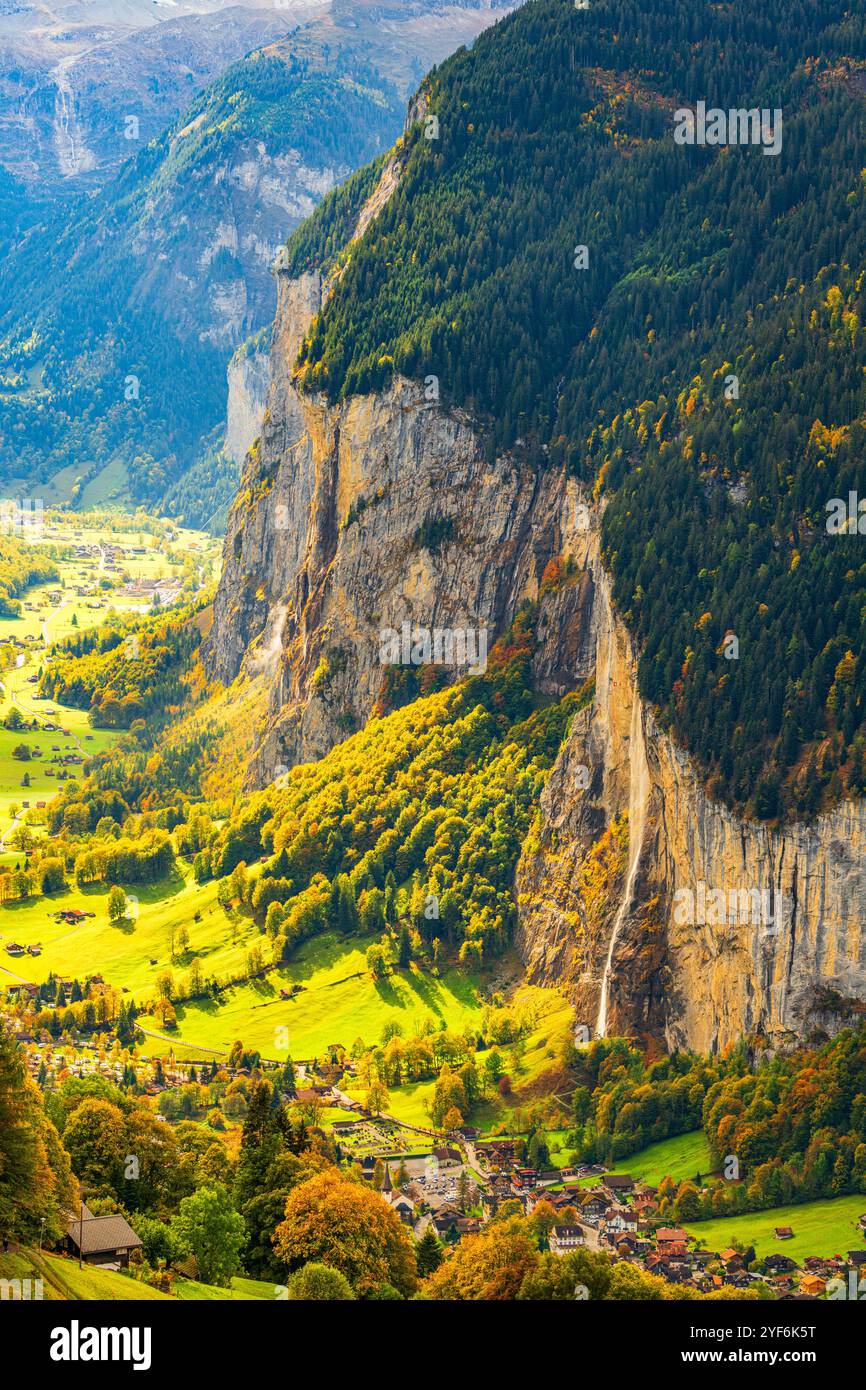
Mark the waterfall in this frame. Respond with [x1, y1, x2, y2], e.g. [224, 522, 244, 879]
[595, 693, 649, 1037]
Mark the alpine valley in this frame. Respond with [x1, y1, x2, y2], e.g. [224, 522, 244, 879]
[2, 0, 866, 1311]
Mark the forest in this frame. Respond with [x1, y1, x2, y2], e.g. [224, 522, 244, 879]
[0, 537, 59, 617]
[40, 608, 201, 729]
[570, 1029, 866, 1219]
[186, 618, 585, 965]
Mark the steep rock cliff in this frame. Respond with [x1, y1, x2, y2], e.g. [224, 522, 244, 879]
[515, 513, 866, 1054]
[206, 281, 585, 778]
[206, 237, 866, 1052]
[224, 338, 271, 468]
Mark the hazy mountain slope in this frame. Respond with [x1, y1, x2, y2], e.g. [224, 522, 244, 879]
[0, 1, 312, 191]
[0, 1, 514, 516]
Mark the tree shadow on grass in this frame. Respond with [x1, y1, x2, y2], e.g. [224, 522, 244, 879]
[396, 967, 446, 1018]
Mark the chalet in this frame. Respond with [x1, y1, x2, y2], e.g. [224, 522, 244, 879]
[602, 1174, 635, 1194]
[4, 943, 25, 956]
[388, 1195, 416, 1226]
[432, 1147, 461, 1169]
[332, 1121, 362, 1137]
[456, 1217, 482, 1237]
[720, 1249, 745, 1270]
[618, 1234, 652, 1259]
[604, 1205, 638, 1236]
[847, 1250, 866, 1266]
[800, 1274, 827, 1297]
[774, 1226, 794, 1240]
[548, 1189, 583, 1211]
[549, 1225, 585, 1256]
[769, 1274, 797, 1294]
[656, 1227, 690, 1256]
[659, 1263, 691, 1286]
[481, 1193, 499, 1221]
[580, 1195, 610, 1223]
[804, 1255, 842, 1273]
[512, 1167, 538, 1189]
[8, 982, 39, 1000]
[64, 1208, 142, 1269]
[431, 1207, 461, 1239]
[479, 1140, 516, 1168]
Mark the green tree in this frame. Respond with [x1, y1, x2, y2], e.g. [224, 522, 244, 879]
[170, 1183, 247, 1287]
[286, 1262, 356, 1300]
[415, 1226, 444, 1277]
[107, 885, 127, 924]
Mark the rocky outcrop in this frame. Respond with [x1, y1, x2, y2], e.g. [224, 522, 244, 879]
[224, 339, 271, 467]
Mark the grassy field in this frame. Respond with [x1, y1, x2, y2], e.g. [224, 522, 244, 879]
[0, 867, 256, 1000]
[1, 868, 486, 1060]
[171, 1274, 283, 1301]
[0, 1249, 282, 1301]
[343, 1077, 437, 1128]
[337, 985, 575, 1131]
[2, 844, 574, 1069]
[534, 1129, 714, 1186]
[0, 1249, 170, 1301]
[164, 931, 486, 1061]
[619, 1131, 715, 1186]
[684, 1195, 866, 1263]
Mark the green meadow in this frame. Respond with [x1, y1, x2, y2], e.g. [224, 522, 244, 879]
[164, 931, 486, 1061]
[0, 869, 252, 999]
[0, 512, 220, 839]
[619, 1130, 715, 1187]
[0, 1249, 280, 1301]
[684, 1195, 866, 1263]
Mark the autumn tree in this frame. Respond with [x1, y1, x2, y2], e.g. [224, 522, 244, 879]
[0, 1021, 74, 1243]
[63, 1097, 128, 1194]
[421, 1217, 538, 1300]
[274, 1171, 417, 1297]
[107, 884, 127, 924]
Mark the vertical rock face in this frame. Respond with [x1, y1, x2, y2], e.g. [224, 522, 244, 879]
[515, 512, 866, 1054]
[206, 259, 866, 1056]
[224, 339, 271, 468]
[205, 283, 585, 779]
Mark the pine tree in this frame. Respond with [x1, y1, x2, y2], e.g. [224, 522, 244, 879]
[415, 1226, 444, 1277]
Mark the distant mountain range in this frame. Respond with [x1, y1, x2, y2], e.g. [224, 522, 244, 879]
[0, 0, 514, 522]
